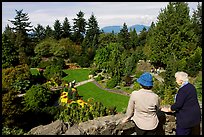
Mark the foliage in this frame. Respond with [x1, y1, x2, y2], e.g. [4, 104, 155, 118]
[2, 127, 25, 135]
[61, 17, 71, 38]
[34, 38, 58, 57]
[129, 28, 139, 49]
[9, 9, 32, 34]
[2, 89, 25, 128]
[72, 11, 86, 44]
[118, 23, 130, 50]
[132, 81, 141, 91]
[152, 79, 165, 98]
[12, 79, 31, 94]
[194, 71, 202, 102]
[45, 25, 54, 38]
[185, 47, 202, 77]
[2, 64, 32, 91]
[147, 2, 198, 68]
[53, 19, 62, 40]
[82, 13, 100, 51]
[23, 84, 54, 112]
[59, 100, 117, 126]
[191, 2, 202, 48]
[161, 86, 176, 105]
[2, 33, 19, 68]
[106, 76, 119, 89]
[43, 65, 65, 82]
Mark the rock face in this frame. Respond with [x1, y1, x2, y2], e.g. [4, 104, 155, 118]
[27, 112, 178, 135]
[27, 120, 68, 135]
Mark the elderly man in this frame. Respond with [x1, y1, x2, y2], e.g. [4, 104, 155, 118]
[161, 71, 201, 135]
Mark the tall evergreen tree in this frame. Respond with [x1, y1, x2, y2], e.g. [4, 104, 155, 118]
[9, 9, 33, 34]
[45, 25, 53, 38]
[129, 28, 138, 49]
[9, 9, 33, 65]
[138, 27, 148, 47]
[147, 2, 198, 68]
[61, 17, 71, 38]
[191, 2, 202, 48]
[53, 19, 62, 40]
[81, 13, 100, 62]
[33, 24, 46, 42]
[2, 33, 19, 68]
[84, 13, 100, 50]
[117, 23, 130, 50]
[72, 11, 86, 44]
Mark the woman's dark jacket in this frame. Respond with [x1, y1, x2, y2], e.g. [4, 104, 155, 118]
[171, 83, 201, 128]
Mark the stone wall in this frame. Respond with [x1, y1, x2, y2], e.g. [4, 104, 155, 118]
[27, 111, 178, 135]
[27, 104, 202, 135]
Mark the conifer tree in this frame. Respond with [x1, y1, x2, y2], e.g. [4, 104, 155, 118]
[62, 17, 71, 38]
[53, 19, 62, 40]
[9, 9, 33, 65]
[148, 2, 198, 68]
[33, 24, 46, 42]
[72, 11, 86, 44]
[45, 25, 53, 38]
[118, 23, 130, 50]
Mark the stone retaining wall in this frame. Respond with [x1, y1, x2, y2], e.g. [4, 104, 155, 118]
[27, 112, 177, 135]
[28, 105, 202, 135]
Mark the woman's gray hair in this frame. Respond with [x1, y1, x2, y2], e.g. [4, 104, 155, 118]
[175, 71, 189, 82]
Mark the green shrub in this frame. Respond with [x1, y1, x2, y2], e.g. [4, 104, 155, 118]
[2, 64, 32, 91]
[161, 86, 176, 105]
[133, 82, 141, 91]
[23, 85, 54, 112]
[59, 101, 117, 126]
[2, 127, 25, 135]
[37, 59, 53, 69]
[106, 77, 119, 88]
[43, 65, 66, 82]
[194, 72, 202, 102]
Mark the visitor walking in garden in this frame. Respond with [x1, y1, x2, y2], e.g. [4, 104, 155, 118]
[121, 72, 160, 135]
[161, 71, 201, 135]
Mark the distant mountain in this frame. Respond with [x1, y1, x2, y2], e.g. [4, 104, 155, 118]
[101, 24, 150, 34]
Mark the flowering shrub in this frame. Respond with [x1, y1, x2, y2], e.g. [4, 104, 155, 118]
[58, 86, 117, 126]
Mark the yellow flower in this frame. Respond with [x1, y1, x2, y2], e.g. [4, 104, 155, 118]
[77, 99, 87, 108]
[60, 92, 68, 103]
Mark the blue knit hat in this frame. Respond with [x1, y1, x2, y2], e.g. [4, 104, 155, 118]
[137, 72, 153, 87]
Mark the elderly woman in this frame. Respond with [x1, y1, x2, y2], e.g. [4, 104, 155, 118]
[121, 72, 160, 135]
[161, 71, 201, 135]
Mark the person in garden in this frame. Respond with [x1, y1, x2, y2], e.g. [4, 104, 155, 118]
[161, 71, 201, 135]
[121, 72, 160, 135]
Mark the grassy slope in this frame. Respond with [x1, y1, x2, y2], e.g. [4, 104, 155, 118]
[77, 82, 129, 113]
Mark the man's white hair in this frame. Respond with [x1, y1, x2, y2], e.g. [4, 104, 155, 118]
[175, 71, 189, 82]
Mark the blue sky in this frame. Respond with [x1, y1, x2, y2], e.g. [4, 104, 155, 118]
[2, 2, 200, 32]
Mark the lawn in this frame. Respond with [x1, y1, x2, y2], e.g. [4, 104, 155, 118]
[77, 82, 130, 113]
[62, 68, 91, 82]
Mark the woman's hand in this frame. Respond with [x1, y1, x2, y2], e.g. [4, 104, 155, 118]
[120, 117, 129, 124]
[161, 107, 171, 112]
